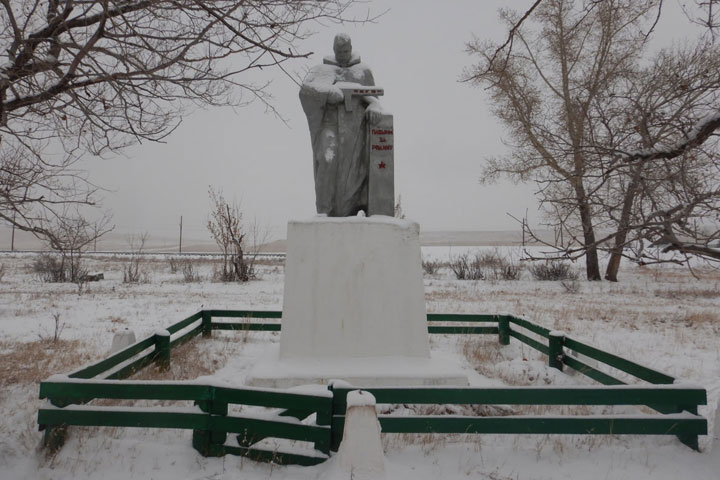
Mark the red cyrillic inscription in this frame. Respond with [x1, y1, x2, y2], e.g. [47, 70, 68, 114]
[372, 145, 393, 151]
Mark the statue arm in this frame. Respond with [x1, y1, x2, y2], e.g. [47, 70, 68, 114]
[364, 98, 384, 125]
[300, 67, 343, 104]
[359, 69, 384, 124]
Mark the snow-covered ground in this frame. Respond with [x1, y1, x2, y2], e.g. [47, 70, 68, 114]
[0, 249, 718, 479]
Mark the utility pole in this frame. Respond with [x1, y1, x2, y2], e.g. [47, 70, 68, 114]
[179, 216, 183, 253]
[10, 211, 16, 251]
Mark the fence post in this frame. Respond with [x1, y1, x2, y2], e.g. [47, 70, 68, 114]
[154, 329, 171, 371]
[202, 310, 212, 338]
[328, 380, 351, 452]
[193, 386, 227, 457]
[676, 394, 702, 451]
[314, 395, 332, 455]
[43, 424, 67, 452]
[498, 316, 511, 345]
[548, 331, 565, 371]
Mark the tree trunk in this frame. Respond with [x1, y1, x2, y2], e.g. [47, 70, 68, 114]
[605, 170, 641, 282]
[573, 178, 602, 280]
[604, 249, 622, 282]
[578, 200, 602, 281]
[232, 243, 249, 282]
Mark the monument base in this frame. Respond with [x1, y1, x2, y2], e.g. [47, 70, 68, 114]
[245, 215, 469, 388]
[246, 345, 470, 388]
[279, 216, 430, 359]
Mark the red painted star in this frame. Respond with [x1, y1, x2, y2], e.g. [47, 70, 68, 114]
[378, 161, 386, 169]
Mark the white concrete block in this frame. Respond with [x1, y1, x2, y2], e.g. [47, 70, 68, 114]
[336, 390, 386, 479]
[110, 329, 136, 354]
[279, 216, 430, 359]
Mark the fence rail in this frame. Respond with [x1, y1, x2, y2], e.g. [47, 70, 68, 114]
[38, 309, 709, 464]
[327, 384, 706, 450]
[39, 379, 332, 463]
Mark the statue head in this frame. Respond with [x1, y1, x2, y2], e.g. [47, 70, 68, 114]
[333, 33, 353, 67]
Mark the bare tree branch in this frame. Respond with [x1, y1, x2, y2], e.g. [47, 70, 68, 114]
[476, 0, 544, 77]
[0, 1, 363, 246]
[622, 114, 720, 163]
[466, 0, 720, 279]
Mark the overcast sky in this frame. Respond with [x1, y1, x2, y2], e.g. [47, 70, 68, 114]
[75, 0, 700, 244]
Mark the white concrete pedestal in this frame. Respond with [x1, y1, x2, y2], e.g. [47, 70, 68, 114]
[281, 216, 429, 358]
[246, 216, 468, 387]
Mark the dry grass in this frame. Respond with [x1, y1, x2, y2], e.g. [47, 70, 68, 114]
[0, 339, 93, 386]
[678, 310, 719, 327]
[89, 338, 232, 413]
[633, 265, 720, 283]
[130, 338, 223, 381]
[0, 327, 229, 395]
[460, 336, 506, 371]
[653, 287, 720, 299]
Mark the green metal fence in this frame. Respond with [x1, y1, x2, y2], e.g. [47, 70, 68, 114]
[37, 309, 708, 465]
[328, 384, 707, 452]
[39, 379, 332, 465]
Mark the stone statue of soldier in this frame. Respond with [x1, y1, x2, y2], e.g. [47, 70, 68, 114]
[299, 34, 384, 217]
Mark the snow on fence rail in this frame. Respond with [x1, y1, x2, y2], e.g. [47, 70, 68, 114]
[37, 309, 708, 466]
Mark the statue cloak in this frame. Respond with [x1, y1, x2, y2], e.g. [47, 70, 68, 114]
[299, 54, 375, 216]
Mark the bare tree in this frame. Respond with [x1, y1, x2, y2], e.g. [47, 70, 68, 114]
[0, 1, 362, 245]
[465, 0, 658, 280]
[207, 187, 250, 282]
[595, 40, 720, 277]
[466, 0, 720, 280]
[34, 210, 111, 282]
[123, 231, 148, 283]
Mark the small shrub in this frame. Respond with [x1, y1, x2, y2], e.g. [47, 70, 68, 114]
[182, 261, 201, 283]
[212, 255, 255, 282]
[529, 261, 578, 281]
[450, 250, 522, 281]
[422, 259, 442, 275]
[38, 313, 65, 343]
[561, 279, 581, 294]
[123, 262, 141, 283]
[482, 249, 522, 280]
[494, 263, 522, 281]
[476, 250, 505, 270]
[123, 261, 149, 283]
[168, 257, 180, 274]
[32, 254, 66, 282]
[0, 263, 5, 282]
[123, 233, 148, 283]
[75, 273, 89, 295]
[449, 253, 485, 280]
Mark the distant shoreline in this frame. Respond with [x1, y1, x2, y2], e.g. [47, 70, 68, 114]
[0, 228, 555, 253]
